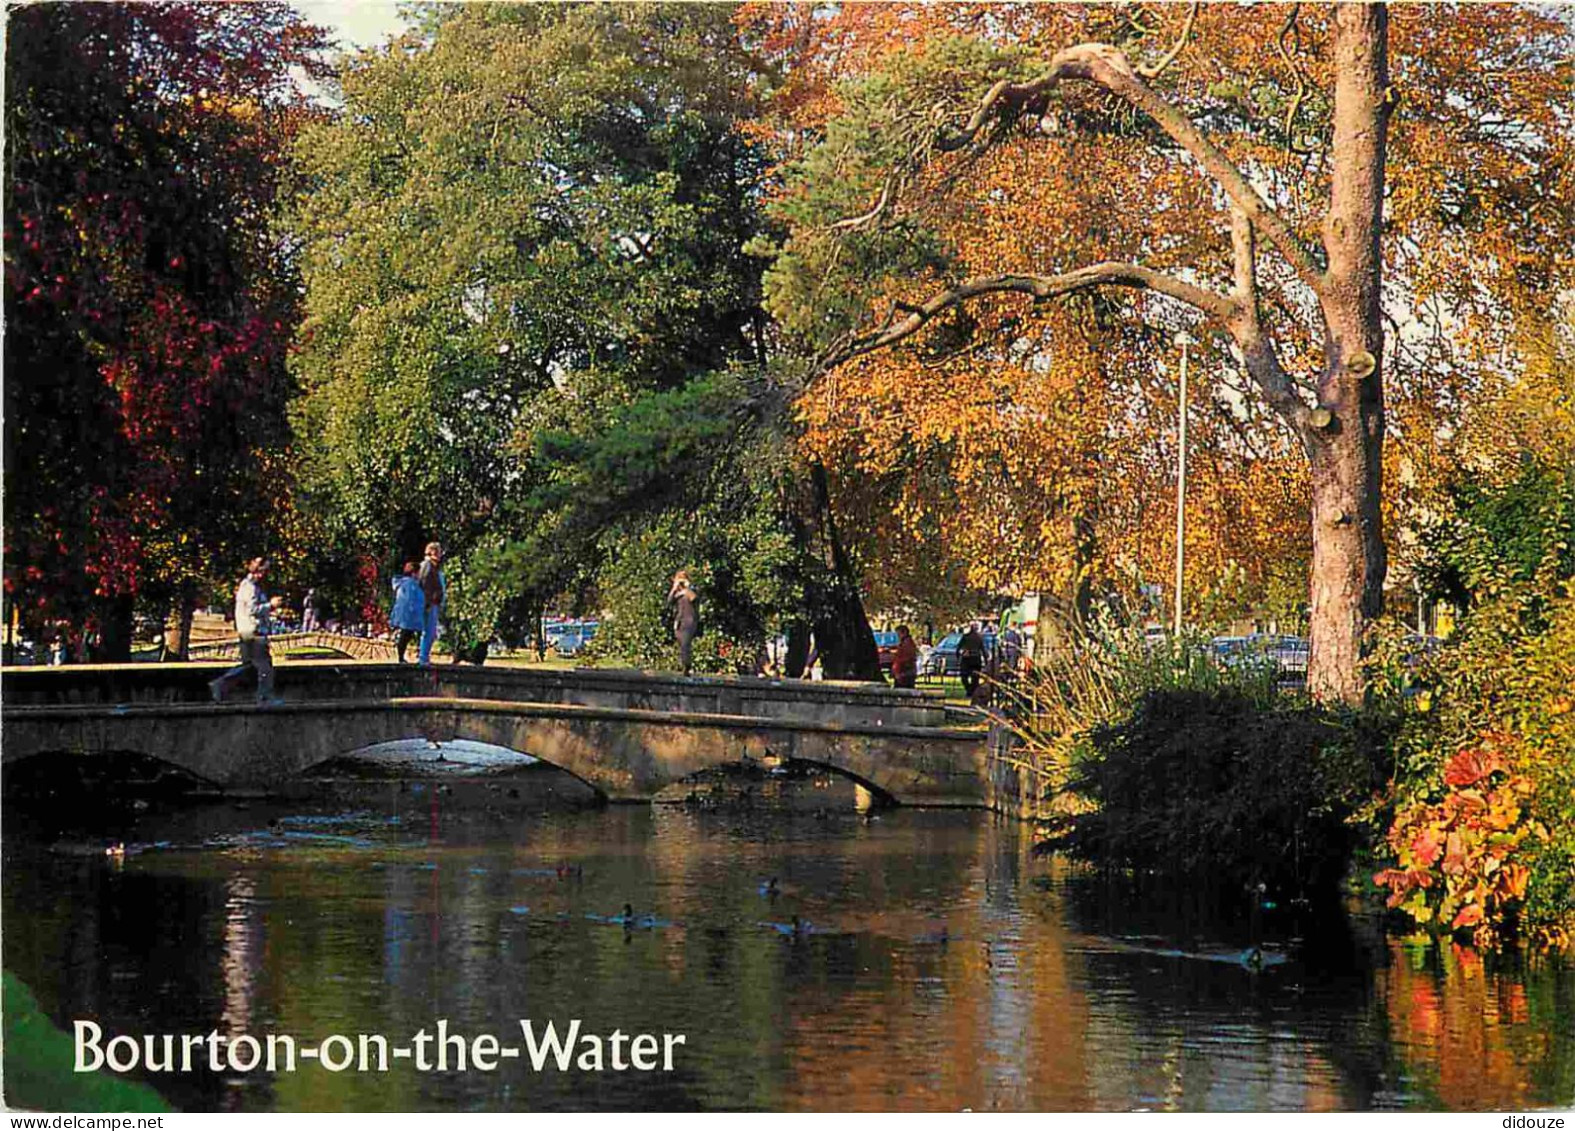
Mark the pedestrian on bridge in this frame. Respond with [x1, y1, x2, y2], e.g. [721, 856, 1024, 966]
[209, 556, 284, 705]
[891, 625, 919, 689]
[418, 542, 447, 666]
[669, 571, 699, 676]
[301, 588, 320, 632]
[390, 562, 424, 663]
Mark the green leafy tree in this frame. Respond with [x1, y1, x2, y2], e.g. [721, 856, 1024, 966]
[498, 368, 805, 671]
[286, 3, 768, 594]
[288, 3, 884, 678]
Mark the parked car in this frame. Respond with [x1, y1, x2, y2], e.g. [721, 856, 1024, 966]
[872, 630, 900, 672]
[552, 620, 599, 657]
[1234, 633, 1310, 681]
[921, 631, 963, 677]
[1208, 635, 1249, 667]
[1256, 633, 1309, 672]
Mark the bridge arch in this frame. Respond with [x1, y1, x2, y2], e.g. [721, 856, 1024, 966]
[312, 737, 612, 801]
[2, 747, 222, 798]
[774, 757, 899, 807]
[186, 632, 398, 663]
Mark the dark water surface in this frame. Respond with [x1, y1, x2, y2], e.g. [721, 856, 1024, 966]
[5, 769, 1573, 1112]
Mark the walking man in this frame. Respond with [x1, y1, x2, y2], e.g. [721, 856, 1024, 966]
[669, 571, 699, 676]
[417, 542, 447, 666]
[209, 556, 283, 705]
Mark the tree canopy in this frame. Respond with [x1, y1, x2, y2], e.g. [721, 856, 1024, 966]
[4, 0, 328, 654]
[286, 3, 804, 659]
[743, 1, 1574, 697]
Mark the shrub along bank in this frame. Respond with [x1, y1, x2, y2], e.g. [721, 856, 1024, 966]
[1040, 688, 1388, 901]
[1369, 460, 1575, 950]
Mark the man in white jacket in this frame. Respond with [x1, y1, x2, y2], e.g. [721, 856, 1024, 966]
[209, 556, 284, 704]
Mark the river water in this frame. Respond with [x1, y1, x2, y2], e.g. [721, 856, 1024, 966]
[4, 756, 1573, 1113]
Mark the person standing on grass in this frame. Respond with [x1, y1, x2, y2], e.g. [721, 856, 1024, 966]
[669, 570, 699, 676]
[999, 622, 1024, 679]
[209, 556, 284, 705]
[891, 625, 919, 689]
[417, 542, 447, 666]
[958, 622, 985, 700]
[390, 562, 424, 663]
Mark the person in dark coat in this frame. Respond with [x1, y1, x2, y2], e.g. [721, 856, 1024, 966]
[417, 542, 446, 666]
[958, 622, 985, 700]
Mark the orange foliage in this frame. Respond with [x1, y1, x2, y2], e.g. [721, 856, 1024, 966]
[743, 2, 1573, 622]
[1373, 734, 1546, 948]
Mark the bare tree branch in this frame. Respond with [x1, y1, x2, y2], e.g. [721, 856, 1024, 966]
[828, 176, 895, 233]
[1230, 206, 1258, 311]
[1136, 1, 1200, 80]
[1275, 4, 1319, 156]
[1225, 207, 1315, 443]
[937, 42, 1326, 293]
[819, 261, 1237, 370]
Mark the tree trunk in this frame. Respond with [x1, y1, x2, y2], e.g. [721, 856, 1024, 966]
[162, 585, 197, 661]
[1307, 441, 1384, 703]
[1307, 3, 1391, 704]
[807, 463, 882, 681]
[812, 589, 880, 681]
[1070, 504, 1097, 628]
[94, 593, 135, 662]
[785, 620, 811, 679]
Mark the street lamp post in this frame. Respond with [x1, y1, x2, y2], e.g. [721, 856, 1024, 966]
[1174, 332, 1192, 637]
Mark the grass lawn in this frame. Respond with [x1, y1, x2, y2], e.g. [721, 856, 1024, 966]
[484, 651, 587, 671]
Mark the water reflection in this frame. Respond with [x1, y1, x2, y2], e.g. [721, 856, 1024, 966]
[3, 770, 1573, 1112]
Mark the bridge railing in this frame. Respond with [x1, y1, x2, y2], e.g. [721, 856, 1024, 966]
[0, 660, 953, 729]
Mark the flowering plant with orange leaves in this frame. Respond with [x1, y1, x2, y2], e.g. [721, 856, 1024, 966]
[1374, 736, 1546, 949]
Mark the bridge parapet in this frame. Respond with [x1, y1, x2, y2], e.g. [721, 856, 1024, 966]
[0, 662, 949, 730]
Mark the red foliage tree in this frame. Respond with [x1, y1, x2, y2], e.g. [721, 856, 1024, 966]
[4, 2, 328, 657]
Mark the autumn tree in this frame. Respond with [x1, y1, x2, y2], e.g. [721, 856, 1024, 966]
[4, 1, 327, 657]
[753, 2, 1573, 702]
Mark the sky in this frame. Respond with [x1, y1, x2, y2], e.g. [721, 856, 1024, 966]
[292, 1, 411, 50]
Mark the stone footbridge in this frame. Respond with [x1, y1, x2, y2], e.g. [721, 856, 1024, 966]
[186, 631, 398, 662]
[1, 663, 1010, 809]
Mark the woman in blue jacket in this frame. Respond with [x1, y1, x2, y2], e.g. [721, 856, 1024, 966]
[390, 562, 425, 663]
